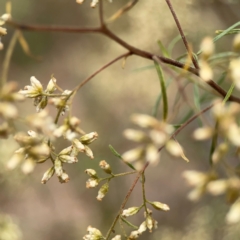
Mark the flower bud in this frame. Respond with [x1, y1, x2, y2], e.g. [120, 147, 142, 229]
[0, 27, 7, 36]
[85, 169, 98, 178]
[83, 226, 103, 240]
[0, 102, 18, 119]
[165, 140, 183, 157]
[146, 144, 159, 164]
[200, 37, 214, 59]
[226, 198, 240, 224]
[59, 155, 78, 163]
[86, 178, 99, 188]
[122, 207, 141, 217]
[233, 34, 240, 52]
[128, 230, 140, 239]
[46, 77, 56, 93]
[207, 179, 227, 196]
[148, 201, 170, 211]
[1, 13, 11, 22]
[72, 139, 85, 152]
[97, 182, 109, 201]
[54, 157, 63, 176]
[69, 116, 80, 128]
[84, 145, 94, 159]
[229, 58, 240, 90]
[199, 60, 213, 82]
[80, 132, 98, 145]
[99, 160, 112, 174]
[193, 127, 213, 140]
[76, 0, 84, 4]
[30, 143, 50, 157]
[7, 149, 24, 169]
[58, 170, 70, 183]
[59, 146, 73, 155]
[21, 158, 35, 174]
[41, 166, 55, 184]
[111, 235, 121, 240]
[123, 129, 147, 142]
[131, 114, 159, 128]
[122, 147, 144, 162]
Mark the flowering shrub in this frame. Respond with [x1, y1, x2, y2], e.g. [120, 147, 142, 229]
[1, 0, 240, 239]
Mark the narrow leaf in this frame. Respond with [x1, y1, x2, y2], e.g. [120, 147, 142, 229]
[157, 40, 169, 57]
[109, 145, 136, 170]
[223, 83, 235, 104]
[153, 60, 168, 121]
[120, 217, 138, 229]
[18, 31, 41, 60]
[168, 34, 182, 56]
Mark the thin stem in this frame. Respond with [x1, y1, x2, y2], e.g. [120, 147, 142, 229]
[113, 171, 137, 177]
[99, 0, 104, 27]
[107, 0, 139, 23]
[1, 30, 19, 88]
[141, 173, 148, 213]
[165, 0, 199, 69]
[74, 52, 131, 92]
[105, 162, 149, 240]
[158, 101, 220, 152]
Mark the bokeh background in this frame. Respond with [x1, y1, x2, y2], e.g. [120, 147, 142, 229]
[1, 0, 240, 239]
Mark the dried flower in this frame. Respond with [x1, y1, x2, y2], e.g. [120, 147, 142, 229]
[41, 167, 55, 184]
[99, 160, 112, 174]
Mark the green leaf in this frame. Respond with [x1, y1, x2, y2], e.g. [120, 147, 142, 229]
[197, 21, 240, 55]
[223, 82, 235, 104]
[109, 145, 136, 170]
[152, 79, 172, 118]
[154, 61, 168, 121]
[216, 28, 240, 35]
[120, 217, 138, 229]
[157, 40, 169, 57]
[168, 34, 182, 56]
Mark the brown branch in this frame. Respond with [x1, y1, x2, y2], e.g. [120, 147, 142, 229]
[105, 162, 149, 240]
[6, 20, 240, 104]
[165, 0, 199, 69]
[7, 20, 101, 33]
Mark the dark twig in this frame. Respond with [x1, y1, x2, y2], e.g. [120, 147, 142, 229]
[165, 0, 199, 69]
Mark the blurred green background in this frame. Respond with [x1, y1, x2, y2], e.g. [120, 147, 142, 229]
[1, 0, 240, 239]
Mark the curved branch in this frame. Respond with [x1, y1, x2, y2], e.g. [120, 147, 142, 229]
[6, 20, 240, 104]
